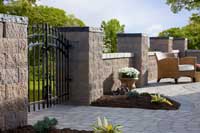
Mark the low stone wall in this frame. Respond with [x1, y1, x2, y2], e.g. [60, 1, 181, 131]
[0, 14, 28, 130]
[148, 52, 158, 81]
[185, 50, 200, 64]
[102, 53, 134, 94]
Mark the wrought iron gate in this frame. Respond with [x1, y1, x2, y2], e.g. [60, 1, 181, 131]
[28, 24, 70, 111]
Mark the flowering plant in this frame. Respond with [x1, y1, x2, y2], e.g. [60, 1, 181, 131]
[93, 117, 123, 133]
[118, 67, 140, 80]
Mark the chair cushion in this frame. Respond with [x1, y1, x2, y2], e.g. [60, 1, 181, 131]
[178, 64, 195, 71]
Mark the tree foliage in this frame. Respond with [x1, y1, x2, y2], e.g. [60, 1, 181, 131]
[101, 19, 125, 53]
[0, 0, 85, 27]
[159, 13, 200, 49]
[166, 0, 200, 13]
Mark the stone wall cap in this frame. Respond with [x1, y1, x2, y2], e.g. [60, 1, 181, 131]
[0, 13, 28, 25]
[117, 33, 148, 37]
[173, 38, 188, 40]
[150, 37, 173, 40]
[172, 50, 180, 54]
[58, 27, 103, 33]
[102, 52, 134, 59]
[186, 50, 200, 52]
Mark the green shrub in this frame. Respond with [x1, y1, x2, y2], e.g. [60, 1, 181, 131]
[127, 91, 140, 98]
[33, 117, 58, 133]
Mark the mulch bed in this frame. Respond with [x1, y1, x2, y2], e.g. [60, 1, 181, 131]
[91, 94, 180, 110]
[1, 125, 93, 133]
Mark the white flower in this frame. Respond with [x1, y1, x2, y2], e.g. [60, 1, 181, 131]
[119, 67, 140, 79]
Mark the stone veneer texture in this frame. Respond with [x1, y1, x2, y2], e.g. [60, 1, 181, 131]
[58, 27, 103, 105]
[117, 33, 148, 87]
[148, 53, 158, 81]
[173, 38, 188, 57]
[0, 14, 28, 130]
[102, 56, 134, 94]
[150, 37, 173, 53]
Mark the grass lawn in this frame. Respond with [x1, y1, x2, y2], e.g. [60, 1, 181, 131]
[29, 81, 55, 102]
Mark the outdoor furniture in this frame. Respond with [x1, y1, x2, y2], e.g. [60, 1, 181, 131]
[155, 52, 196, 83]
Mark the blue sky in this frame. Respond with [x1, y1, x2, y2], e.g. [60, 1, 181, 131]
[38, 0, 194, 36]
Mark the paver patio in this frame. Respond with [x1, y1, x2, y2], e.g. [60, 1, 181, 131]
[28, 78, 200, 133]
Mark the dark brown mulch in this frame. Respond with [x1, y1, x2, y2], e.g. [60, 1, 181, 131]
[91, 94, 180, 110]
[1, 126, 93, 133]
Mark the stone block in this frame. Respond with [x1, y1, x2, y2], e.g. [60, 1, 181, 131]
[5, 68, 18, 84]
[18, 67, 28, 83]
[0, 116, 5, 130]
[0, 38, 8, 54]
[150, 37, 173, 53]
[173, 38, 188, 57]
[18, 39, 27, 55]
[0, 69, 6, 85]
[0, 54, 6, 68]
[5, 23, 27, 39]
[5, 53, 18, 68]
[17, 53, 27, 67]
[0, 22, 3, 38]
[0, 84, 5, 103]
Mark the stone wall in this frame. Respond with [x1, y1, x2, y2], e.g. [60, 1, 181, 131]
[185, 50, 200, 63]
[173, 38, 188, 57]
[117, 33, 148, 87]
[148, 52, 158, 81]
[150, 37, 173, 53]
[58, 27, 103, 105]
[102, 53, 134, 94]
[0, 14, 28, 130]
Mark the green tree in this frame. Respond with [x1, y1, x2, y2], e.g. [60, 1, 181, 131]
[166, 0, 200, 13]
[159, 27, 184, 37]
[0, 0, 85, 27]
[101, 19, 125, 53]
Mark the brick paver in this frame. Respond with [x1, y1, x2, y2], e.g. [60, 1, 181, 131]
[28, 78, 200, 133]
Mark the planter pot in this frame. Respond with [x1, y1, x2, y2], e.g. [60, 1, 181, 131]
[119, 78, 137, 90]
[195, 72, 200, 82]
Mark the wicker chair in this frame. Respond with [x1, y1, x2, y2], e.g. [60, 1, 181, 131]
[155, 52, 196, 83]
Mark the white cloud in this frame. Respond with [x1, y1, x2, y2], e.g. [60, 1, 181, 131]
[145, 24, 164, 36]
[37, 0, 192, 35]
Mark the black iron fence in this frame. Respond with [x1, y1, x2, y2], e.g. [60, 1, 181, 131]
[28, 24, 70, 111]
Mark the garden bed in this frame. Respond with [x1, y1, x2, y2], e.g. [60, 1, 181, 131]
[2, 125, 93, 133]
[91, 93, 180, 110]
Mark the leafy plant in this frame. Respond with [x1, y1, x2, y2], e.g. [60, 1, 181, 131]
[93, 117, 123, 133]
[151, 94, 173, 106]
[118, 67, 140, 79]
[127, 91, 140, 98]
[101, 19, 125, 53]
[33, 117, 58, 133]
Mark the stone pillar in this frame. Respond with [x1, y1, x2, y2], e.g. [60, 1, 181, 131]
[0, 14, 28, 130]
[173, 38, 188, 57]
[150, 37, 173, 53]
[59, 27, 103, 105]
[117, 33, 148, 87]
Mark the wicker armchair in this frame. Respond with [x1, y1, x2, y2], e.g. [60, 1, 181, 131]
[155, 52, 196, 83]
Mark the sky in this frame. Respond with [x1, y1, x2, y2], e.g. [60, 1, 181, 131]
[38, 0, 194, 36]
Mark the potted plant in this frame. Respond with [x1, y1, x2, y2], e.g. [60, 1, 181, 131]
[118, 67, 140, 90]
[195, 64, 200, 82]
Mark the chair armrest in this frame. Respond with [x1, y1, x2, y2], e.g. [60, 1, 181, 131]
[179, 57, 197, 66]
[157, 57, 179, 71]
